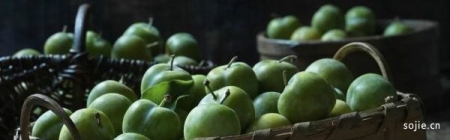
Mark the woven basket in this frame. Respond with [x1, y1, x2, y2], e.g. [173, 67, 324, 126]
[16, 91, 426, 140]
[0, 4, 214, 139]
[15, 94, 81, 140]
[256, 19, 443, 112]
[15, 42, 427, 140]
[192, 42, 427, 140]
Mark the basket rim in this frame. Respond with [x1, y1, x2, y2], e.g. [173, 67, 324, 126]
[257, 18, 439, 47]
[195, 91, 424, 140]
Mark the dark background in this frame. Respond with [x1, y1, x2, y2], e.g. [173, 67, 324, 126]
[1, 0, 449, 69]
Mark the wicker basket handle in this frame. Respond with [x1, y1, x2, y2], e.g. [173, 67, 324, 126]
[71, 3, 92, 53]
[332, 42, 393, 84]
[19, 94, 81, 140]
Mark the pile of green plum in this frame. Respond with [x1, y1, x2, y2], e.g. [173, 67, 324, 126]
[266, 4, 414, 42]
[30, 53, 396, 140]
[13, 18, 203, 68]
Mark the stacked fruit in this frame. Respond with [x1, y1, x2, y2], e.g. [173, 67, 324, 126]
[12, 18, 203, 68]
[266, 4, 414, 42]
[29, 50, 397, 139]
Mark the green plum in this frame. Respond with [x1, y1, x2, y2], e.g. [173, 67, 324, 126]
[111, 35, 153, 61]
[329, 99, 352, 117]
[206, 56, 259, 98]
[321, 29, 347, 41]
[44, 26, 73, 55]
[199, 83, 255, 131]
[278, 71, 336, 123]
[311, 4, 345, 33]
[140, 56, 193, 101]
[252, 55, 298, 93]
[253, 92, 281, 118]
[171, 56, 198, 67]
[123, 19, 164, 56]
[13, 48, 41, 57]
[290, 26, 322, 41]
[122, 99, 156, 133]
[345, 6, 376, 37]
[31, 108, 72, 140]
[184, 95, 240, 140]
[154, 54, 171, 63]
[305, 58, 354, 93]
[266, 15, 302, 39]
[86, 31, 112, 58]
[123, 98, 181, 140]
[59, 108, 115, 140]
[88, 93, 132, 137]
[166, 33, 201, 61]
[189, 75, 208, 105]
[245, 113, 291, 133]
[346, 73, 397, 111]
[114, 133, 150, 140]
[384, 20, 413, 36]
[86, 80, 137, 106]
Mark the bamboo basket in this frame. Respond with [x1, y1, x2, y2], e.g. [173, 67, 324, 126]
[257, 19, 443, 112]
[16, 42, 427, 140]
[0, 4, 214, 139]
[193, 42, 427, 140]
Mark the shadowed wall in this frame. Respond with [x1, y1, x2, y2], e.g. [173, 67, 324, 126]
[0, 0, 449, 69]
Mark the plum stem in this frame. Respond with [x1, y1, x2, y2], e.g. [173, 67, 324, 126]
[198, 60, 205, 67]
[283, 70, 288, 87]
[226, 56, 238, 69]
[62, 25, 68, 33]
[204, 79, 218, 100]
[148, 17, 154, 27]
[118, 76, 125, 84]
[169, 55, 175, 71]
[279, 55, 297, 63]
[159, 95, 172, 107]
[146, 42, 160, 49]
[94, 112, 103, 128]
[220, 89, 231, 105]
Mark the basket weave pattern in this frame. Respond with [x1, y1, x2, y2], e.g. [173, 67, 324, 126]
[0, 4, 218, 139]
[0, 52, 156, 139]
